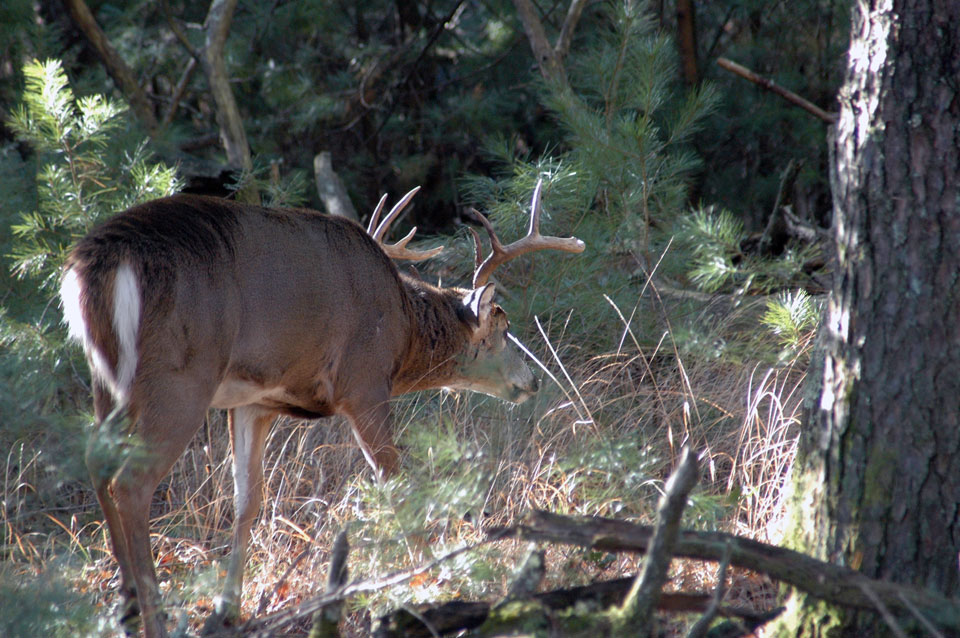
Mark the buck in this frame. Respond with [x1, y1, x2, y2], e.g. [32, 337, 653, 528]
[59, 180, 583, 638]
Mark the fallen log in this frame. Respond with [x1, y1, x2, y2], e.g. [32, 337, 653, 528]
[490, 510, 960, 631]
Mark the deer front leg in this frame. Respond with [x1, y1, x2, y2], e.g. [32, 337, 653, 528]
[342, 389, 397, 478]
[203, 406, 275, 634]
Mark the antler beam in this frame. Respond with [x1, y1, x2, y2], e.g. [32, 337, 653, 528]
[471, 179, 585, 288]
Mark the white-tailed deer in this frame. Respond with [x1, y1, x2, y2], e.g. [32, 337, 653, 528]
[60, 180, 583, 637]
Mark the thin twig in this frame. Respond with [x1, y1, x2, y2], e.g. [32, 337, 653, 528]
[686, 540, 732, 638]
[232, 530, 511, 636]
[368, 0, 468, 141]
[255, 545, 312, 617]
[716, 57, 837, 123]
[857, 580, 909, 638]
[897, 591, 947, 638]
[161, 0, 201, 60]
[555, 0, 588, 58]
[159, 57, 197, 133]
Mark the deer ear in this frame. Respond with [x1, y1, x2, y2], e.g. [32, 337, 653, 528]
[462, 283, 496, 327]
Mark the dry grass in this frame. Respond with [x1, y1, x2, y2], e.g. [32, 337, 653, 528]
[0, 289, 810, 636]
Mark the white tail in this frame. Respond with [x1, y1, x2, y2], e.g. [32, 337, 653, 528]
[62, 184, 583, 637]
[61, 264, 140, 405]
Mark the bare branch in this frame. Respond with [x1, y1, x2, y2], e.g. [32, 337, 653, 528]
[61, 0, 159, 133]
[314, 152, 359, 222]
[161, 0, 201, 60]
[491, 511, 960, 630]
[235, 534, 509, 636]
[897, 591, 948, 638]
[676, 0, 699, 85]
[686, 541, 732, 638]
[555, 0, 588, 58]
[309, 531, 350, 638]
[202, 0, 255, 200]
[510, 0, 569, 87]
[857, 580, 910, 638]
[717, 57, 837, 124]
[159, 57, 198, 133]
[619, 447, 699, 631]
[374, 578, 776, 638]
[502, 548, 546, 601]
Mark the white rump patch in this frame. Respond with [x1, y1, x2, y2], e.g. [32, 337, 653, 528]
[60, 268, 88, 345]
[111, 263, 141, 403]
[59, 264, 141, 406]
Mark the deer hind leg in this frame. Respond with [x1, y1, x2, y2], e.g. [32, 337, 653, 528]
[105, 380, 213, 638]
[202, 406, 274, 634]
[86, 382, 141, 635]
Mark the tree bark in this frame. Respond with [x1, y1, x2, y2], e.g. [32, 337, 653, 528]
[772, 1, 960, 636]
[675, 0, 698, 85]
[510, 0, 588, 89]
[511, 0, 568, 86]
[313, 153, 359, 222]
[201, 0, 257, 202]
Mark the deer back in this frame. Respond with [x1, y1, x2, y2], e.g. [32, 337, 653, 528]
[63, 194, 416, 417]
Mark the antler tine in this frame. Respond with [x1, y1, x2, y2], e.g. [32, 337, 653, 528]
[528, 177, 544, 236]
[383, 226, 444, 261]
[366, 193, 390, 236]
[368, 186, 445, 261]
[466, 224, 484, 269]
[372, 186, 420, 241]
[472, 179, 585, 288]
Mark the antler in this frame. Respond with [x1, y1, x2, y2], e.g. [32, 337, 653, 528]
[471, 179, 585, 288]
[367, 186, 444, 261]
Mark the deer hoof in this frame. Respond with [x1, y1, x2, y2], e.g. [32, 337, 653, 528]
[118, 587, 141, 636]
[201, 602, 239, 636]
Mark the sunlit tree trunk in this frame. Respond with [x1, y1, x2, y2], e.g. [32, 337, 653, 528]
[772, 1, 960, 636]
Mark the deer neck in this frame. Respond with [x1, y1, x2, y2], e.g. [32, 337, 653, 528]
[392, 275, 470, 395]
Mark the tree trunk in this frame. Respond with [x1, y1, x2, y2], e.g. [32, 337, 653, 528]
[202, 0, 258, 203]
[511, 0, 588, 89]
[675, 0, 697, 86]
[511, 0, 568, 86]
[772, 1, 960, 636]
